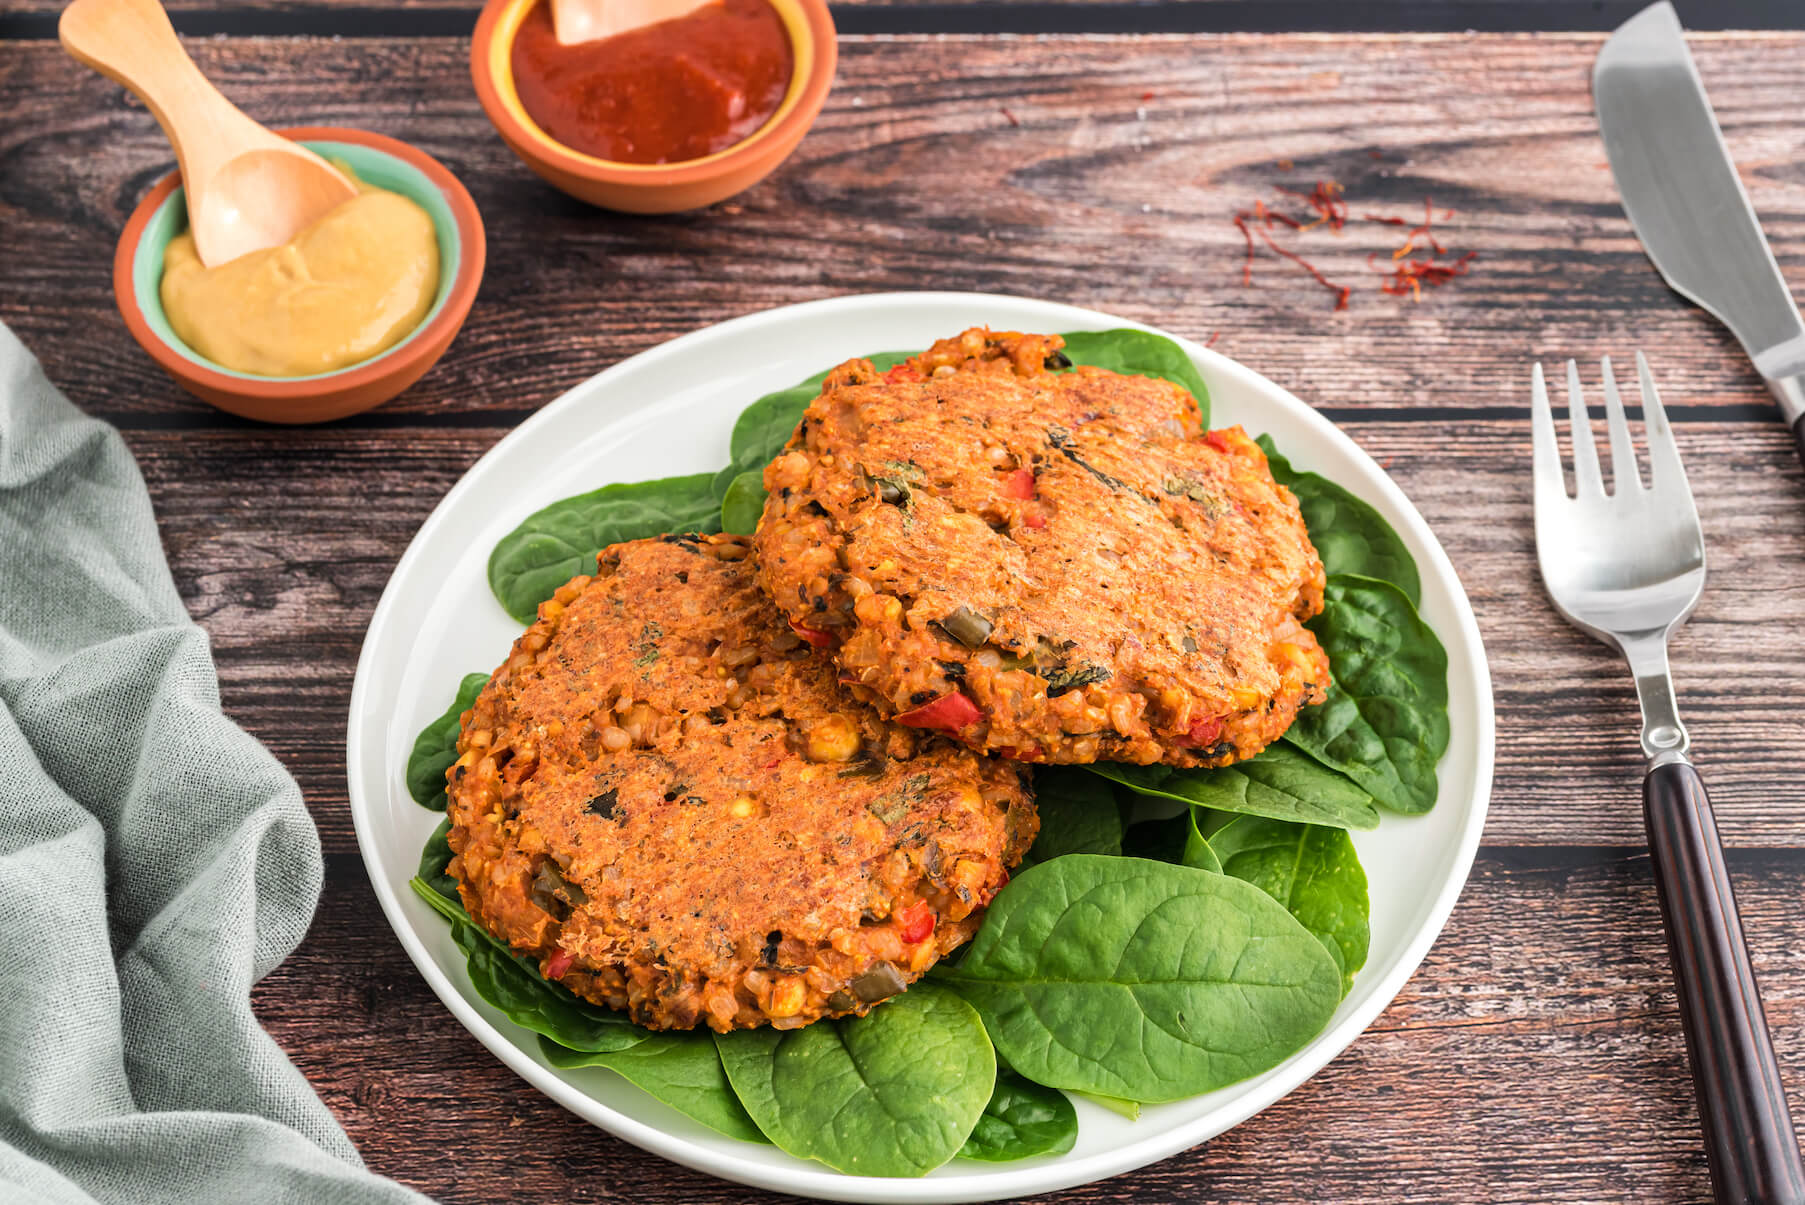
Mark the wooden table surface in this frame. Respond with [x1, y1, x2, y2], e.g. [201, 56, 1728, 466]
[5, 1, 1805, 1200]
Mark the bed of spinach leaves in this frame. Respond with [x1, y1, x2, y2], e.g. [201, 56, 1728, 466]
[938, 856, 1342, 1103]
[404, 673, 488, 811]
[715, 984, 995, 1176]
[404, 328, 1447, 1177]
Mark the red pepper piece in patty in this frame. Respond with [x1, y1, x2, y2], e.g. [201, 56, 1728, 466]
[790, 619, 837, 648]
[884, 363, 924, 384]
[545, 948, 575, 980]
[895, 690, 982, 732]
[1202, 429, 1232, 454]
[897, 902, 935, 944]
[1000, 467, 1036, 500]
[1178, 714, 1225, 748]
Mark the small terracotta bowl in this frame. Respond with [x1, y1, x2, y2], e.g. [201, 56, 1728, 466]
[471, 0, 835, 213]
[114, 126, 486, 425]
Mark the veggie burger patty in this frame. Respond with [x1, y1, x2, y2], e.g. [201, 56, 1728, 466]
[754, 328, 1330, 767]
[444, 534, 1037, 1032]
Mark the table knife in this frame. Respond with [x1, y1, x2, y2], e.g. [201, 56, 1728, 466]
[1594, 1, 1805, 471]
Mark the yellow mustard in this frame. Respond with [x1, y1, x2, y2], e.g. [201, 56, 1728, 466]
[160, 177, 440, 377]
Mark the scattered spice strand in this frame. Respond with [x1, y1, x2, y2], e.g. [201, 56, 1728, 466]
[1232, 215, 1257, 286]
[1232, 182, 1476, 308]
[1232, 181, 1351, 308]
[1372, 249, 1478, 302]
[1255, 198, 1302, 230]
[1366, 197, 1452, 259]
[1000, 107, 1019, 127]
[1204, 331, 1221, 347]
[1255, 223, 1349, 309]
[1276, 180, 1347, 232]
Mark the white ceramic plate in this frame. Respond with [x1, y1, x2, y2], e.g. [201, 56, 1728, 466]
[347, 292, 1494, 1203]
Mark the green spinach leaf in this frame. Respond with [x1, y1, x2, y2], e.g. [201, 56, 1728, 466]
[1072, 1091, 1141, 1120]
[487, 473, 724, 625]
[408, 875, 647, 1054]
[958, 1072, 1077, 1162]
[1059, 329, 1210, 423]
[538, 1034, 767, 1144]
[1086, 744, 1379, 831]
[719, 470, 766, 536]
[724, 383, 818, 478]
[1283, 574, 1449, 814]
[712, 352, 915, 528]
[1257, 435, 1421, 606]
[716, 351, 916, 491]
[1202, 813, 1370, 994]
[418, 817, 458, 902]
[940, 855, 1341, 1103]
[1020, 766, 1126, 868]
[405, 672, 488, 811]
[1180, 811, 1222, 873]
[714, 984, 995, 1177]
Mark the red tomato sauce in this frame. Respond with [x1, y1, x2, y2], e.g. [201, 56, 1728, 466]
[510, 0, 794, 165]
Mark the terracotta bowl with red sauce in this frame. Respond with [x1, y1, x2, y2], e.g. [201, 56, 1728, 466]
[471, 0, 835, 213]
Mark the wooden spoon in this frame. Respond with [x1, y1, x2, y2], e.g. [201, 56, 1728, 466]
[60, 0, 356, 268]
[550, 0, 718, 46]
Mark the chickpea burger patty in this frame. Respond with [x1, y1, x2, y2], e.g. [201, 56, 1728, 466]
[754, 328, 1330, 768]
[444, 534, 1036, 1032]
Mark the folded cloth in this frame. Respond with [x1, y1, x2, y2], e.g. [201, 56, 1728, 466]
[0, 325, 428, 1205]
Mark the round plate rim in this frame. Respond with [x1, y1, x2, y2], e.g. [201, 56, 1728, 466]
[346, 290, 1495, 1203]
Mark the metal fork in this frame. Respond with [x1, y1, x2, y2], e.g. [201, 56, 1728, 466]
[1532, 354, 1805, 1205]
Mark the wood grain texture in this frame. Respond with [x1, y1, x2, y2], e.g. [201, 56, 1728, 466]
[8, 34, 1805, 429]
[4, 25, 1805, 1204]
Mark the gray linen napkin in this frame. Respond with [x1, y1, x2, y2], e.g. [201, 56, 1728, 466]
[0, 324, 428, 1205]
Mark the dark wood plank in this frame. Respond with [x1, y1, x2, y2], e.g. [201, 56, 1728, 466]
[7, 34, 1805, 427]
[259, 845, 1805, 1202]
[123, 418, 1805, 851]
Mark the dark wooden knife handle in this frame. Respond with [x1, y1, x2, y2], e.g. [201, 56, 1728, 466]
[1792, 413, 1805, 475]
[1645, 760, 1805, 1204]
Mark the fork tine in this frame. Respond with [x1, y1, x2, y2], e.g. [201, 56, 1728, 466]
[1565, 360, 1605, 497]
[1599, 355, 1642, 493]
[1530, 362, 1566, 502]
[1636, 351, 1688, 491]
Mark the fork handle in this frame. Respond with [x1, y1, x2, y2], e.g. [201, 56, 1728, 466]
[1792, 413, 1805, 476]
[1645, 760, 1805, 1204]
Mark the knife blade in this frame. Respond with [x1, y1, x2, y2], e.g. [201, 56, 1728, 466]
[1594, 1, 1805, 464]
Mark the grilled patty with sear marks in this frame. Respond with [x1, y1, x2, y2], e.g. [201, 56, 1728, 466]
[753, 328, 1330, 767]
[444, 534, 1036, 1032]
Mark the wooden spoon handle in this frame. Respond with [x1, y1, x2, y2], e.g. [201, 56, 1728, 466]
[59, 0, 247, 183]
[1644, 760, 1805, 1204]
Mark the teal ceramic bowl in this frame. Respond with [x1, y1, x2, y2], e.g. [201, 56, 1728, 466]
[114, 126, 486, 424]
